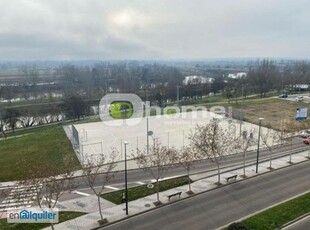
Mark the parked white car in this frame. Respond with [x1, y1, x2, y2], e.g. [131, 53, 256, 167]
[295, 96, 304, 102]
[300, 130, 310, 138]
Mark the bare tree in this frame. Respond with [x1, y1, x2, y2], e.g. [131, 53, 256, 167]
[247, 59, 278, 98]
[275, 128, 296, 164]
[13, 156, 77, 230]
[237, 129, 257, 177]
[60, 95, 90, 120]
[174, 146, 203, 193]
[4, 108, 20, 133]
[0, 105, 6, 138]
[20, 65, 40, 100]
[284, 132, 295, 164]
[307, 139, 310, 159]
[135, 138, 175, 204]
[260, 129, 280, 170]
[19, 106, 37, 128]
[189, 118, 237, 185]
[2, 84, 14, 103]
[82, 151, 117, 222]
[280, 120, 306, 163]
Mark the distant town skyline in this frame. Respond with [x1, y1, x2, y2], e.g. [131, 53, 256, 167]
[1, 0, 310, 61]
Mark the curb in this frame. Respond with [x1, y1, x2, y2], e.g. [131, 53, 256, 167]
[217, 191, 310, 230]
[279, 212, 310, 230]
[190, 148, 309, 181]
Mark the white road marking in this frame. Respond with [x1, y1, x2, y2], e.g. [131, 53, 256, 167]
[151, 175, 182, 183]
[2, 205, 32, 211]
[41, 196, 56, 204]
[7, 193, 36, 198]
[136, 182, 145, 185]
[0, 184, 42, 212]
[105, 186, 119, 190]
[72, 190, 91, 197]
[2, 197, 36, 203]
[0, 201, 34, 208]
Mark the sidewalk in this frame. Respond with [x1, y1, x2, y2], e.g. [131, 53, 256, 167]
[42, 151, 310, 230]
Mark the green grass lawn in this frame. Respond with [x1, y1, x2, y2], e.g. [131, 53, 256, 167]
[0, 211, 86, 230]
[234, 192, 310, 230]
[0, 124, 80, 181]
[101, 176, 190, 205]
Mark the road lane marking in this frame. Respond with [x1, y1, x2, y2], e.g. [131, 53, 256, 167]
[136, 182, 145, 185]
[105, 186, 119, 190]
[72, 190, 91, 196]
[151, 175, 182, 183]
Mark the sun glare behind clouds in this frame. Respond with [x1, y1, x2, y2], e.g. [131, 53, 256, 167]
[109, 9, 141, 28]
[108, 8, 159, 30]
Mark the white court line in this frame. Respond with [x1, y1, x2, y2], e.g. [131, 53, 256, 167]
[105, 186, 119, 190]
[72, 190, 91, 197]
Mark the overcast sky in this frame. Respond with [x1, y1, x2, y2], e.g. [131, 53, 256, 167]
[1, 0, 310, 61]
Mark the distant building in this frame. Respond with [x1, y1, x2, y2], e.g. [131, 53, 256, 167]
[183, 76, 214, 85]
[288, 84, 309, 91]
[227, 72, 247, 79]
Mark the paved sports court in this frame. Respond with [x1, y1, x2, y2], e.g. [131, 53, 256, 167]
[66, 110, 276, 165]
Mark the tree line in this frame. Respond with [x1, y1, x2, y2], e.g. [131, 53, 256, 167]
[1, 59, 310, 135]
[0, 96, 91, 136]
[224, 59, 310, 102]
[1, 60, 310, 104]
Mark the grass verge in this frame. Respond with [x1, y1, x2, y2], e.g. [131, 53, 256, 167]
[0, 124, 81, 181]
[101, 176, 190, 205]
[229, 192, 310, 230]
[0, 211, 86, 230]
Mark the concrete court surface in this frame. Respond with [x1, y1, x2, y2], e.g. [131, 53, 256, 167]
[68, 110, 277, 164]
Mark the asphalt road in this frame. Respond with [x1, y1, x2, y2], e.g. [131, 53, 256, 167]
[75, 139, 308, 192]
[100, 161, 310, 230]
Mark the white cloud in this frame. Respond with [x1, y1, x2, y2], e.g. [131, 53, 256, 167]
[0, 0, 310, 60]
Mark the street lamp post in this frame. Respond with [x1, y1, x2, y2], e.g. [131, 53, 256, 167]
[256, 117, 264, 173]
[124, 141, 129, 215]
[147, 127, 153, 155]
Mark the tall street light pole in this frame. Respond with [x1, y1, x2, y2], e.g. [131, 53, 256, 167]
[147, 129, 154, 154]
[124, 141, 129, 215]
[256, 117, 264, 173]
